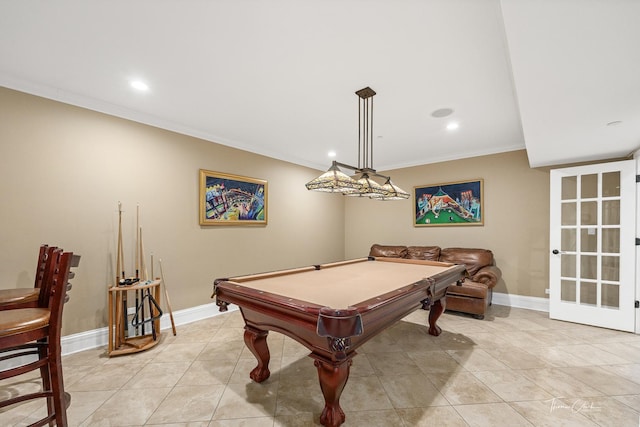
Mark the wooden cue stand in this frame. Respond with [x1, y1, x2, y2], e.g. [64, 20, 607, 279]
[108, 279, 162, 357]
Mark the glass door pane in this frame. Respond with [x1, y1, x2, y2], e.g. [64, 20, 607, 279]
[561, 280, 576, 303]
[561, 203, 576, 225]
[581, 174, 598, 198]
[602, 171, 620, 197]
[561, 176, 577, 200]
[561, 229, 576, 251]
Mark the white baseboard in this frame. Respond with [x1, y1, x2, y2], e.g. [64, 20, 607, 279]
[492, 291, 549, 313]
[61, 302, 238, 356]
[58, 293, 546, 357]
[1, 294, 547, 370]
[2, 304, 237, 369]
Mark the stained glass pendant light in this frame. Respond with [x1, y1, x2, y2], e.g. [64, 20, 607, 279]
[376, 178, 411, 200]
[304, 161, 362, 193]
[305, 87, 409, 200]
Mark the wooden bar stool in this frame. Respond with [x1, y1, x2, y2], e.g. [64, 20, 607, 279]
[0, 248, 79, 426]
[0, 245, 53, 311]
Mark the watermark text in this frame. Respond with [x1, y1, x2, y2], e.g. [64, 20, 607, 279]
[547, 398, 601, 414]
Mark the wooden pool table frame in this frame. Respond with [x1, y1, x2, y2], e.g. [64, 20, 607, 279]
[213, 256, 467, 427]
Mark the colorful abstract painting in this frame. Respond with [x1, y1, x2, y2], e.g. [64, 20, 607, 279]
[199, 170, 267, 226]
[414, 179, 483, 226]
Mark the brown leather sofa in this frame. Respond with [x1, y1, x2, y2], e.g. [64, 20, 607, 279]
[369, 244, 502, 319]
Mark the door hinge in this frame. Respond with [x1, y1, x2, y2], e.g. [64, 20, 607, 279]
[636, 175, 640, 183]
[636, 301, 639, 309]
[636, 238, 640, 246]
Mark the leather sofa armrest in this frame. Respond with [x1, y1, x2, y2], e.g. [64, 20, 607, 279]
[369, 244, 408, 258]
[470, 265, 501, 288]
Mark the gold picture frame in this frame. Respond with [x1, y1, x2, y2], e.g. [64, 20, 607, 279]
[199, 169, 267, 226]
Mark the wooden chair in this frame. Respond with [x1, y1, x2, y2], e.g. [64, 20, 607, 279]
[0, 245, 54, 310]
[0, 248, 79, 426]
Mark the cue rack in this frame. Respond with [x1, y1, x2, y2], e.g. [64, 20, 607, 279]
[107, 202, 175, 357]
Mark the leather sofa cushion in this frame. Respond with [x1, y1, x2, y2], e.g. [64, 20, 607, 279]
[406, 246, 441, 261]
[369, 244, 408, 258]
[446, 281, 488, 299]
[439, 248, 494, 276]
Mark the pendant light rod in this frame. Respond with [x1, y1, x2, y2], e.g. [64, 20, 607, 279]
[355, 87, 376, 170]
[304, 86, 410, 200]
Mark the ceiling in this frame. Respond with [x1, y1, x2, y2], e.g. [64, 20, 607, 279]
[0, 0, 638, 171]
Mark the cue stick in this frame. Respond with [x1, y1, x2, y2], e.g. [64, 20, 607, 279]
[139, 227, 147, 335]
[122, 206, 129, 339]
[135, 205, 140, 335]
[141, 228, 158, 337]
[116, 202, 128, 344]
[118, 203, 125, 282]
[135, 204, 140, 280]
[147, 285, 156, 340]
[159, 259, 177, 336]
[116, 202, 123, 286]
[115, 202, 122, 342]
[139, 227, 149, 281]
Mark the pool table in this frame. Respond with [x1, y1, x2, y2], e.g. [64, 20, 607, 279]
[212, 256, 467, 427]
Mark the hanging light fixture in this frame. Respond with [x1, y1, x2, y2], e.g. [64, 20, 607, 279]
[305, 87, 410, 200]
[376, 178, 411, 200]
[304, 161, 363, 193]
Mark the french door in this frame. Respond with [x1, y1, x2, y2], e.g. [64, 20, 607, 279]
[549, 160, 636, 332]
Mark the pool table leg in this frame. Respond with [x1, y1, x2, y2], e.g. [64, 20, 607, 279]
[428, 299, 445, 336]
[313, 357, 352, 427]
[244, 326, 271, 382]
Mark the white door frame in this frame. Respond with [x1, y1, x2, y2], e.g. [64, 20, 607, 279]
[635, 149, 640, 334]
[549, 159, 636, 332]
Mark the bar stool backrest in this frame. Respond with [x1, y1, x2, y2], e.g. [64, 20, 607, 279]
[47, 250, 76, 345]
[38, 247, 63, 309]
[34, 244, 51, 289]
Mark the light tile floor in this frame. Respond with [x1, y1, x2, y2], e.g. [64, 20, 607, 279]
[2, 305, 640, 426]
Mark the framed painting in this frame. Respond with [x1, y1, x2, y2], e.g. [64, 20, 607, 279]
[414, 179, 483, 227]
[199, 169, 267, 226]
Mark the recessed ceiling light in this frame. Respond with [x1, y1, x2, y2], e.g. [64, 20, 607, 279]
[328, 150, 336, 158]
[130, 80, 149, 91]
[446, 122, 459, 131]
[431, 108, 454, 118]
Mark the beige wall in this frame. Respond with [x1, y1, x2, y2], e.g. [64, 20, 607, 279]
[0, 87, 345, 335]
[344, 150, 551, 299]
[5, 86, 616, 338]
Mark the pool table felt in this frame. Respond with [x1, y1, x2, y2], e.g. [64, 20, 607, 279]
[225, 258, 457, 309]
